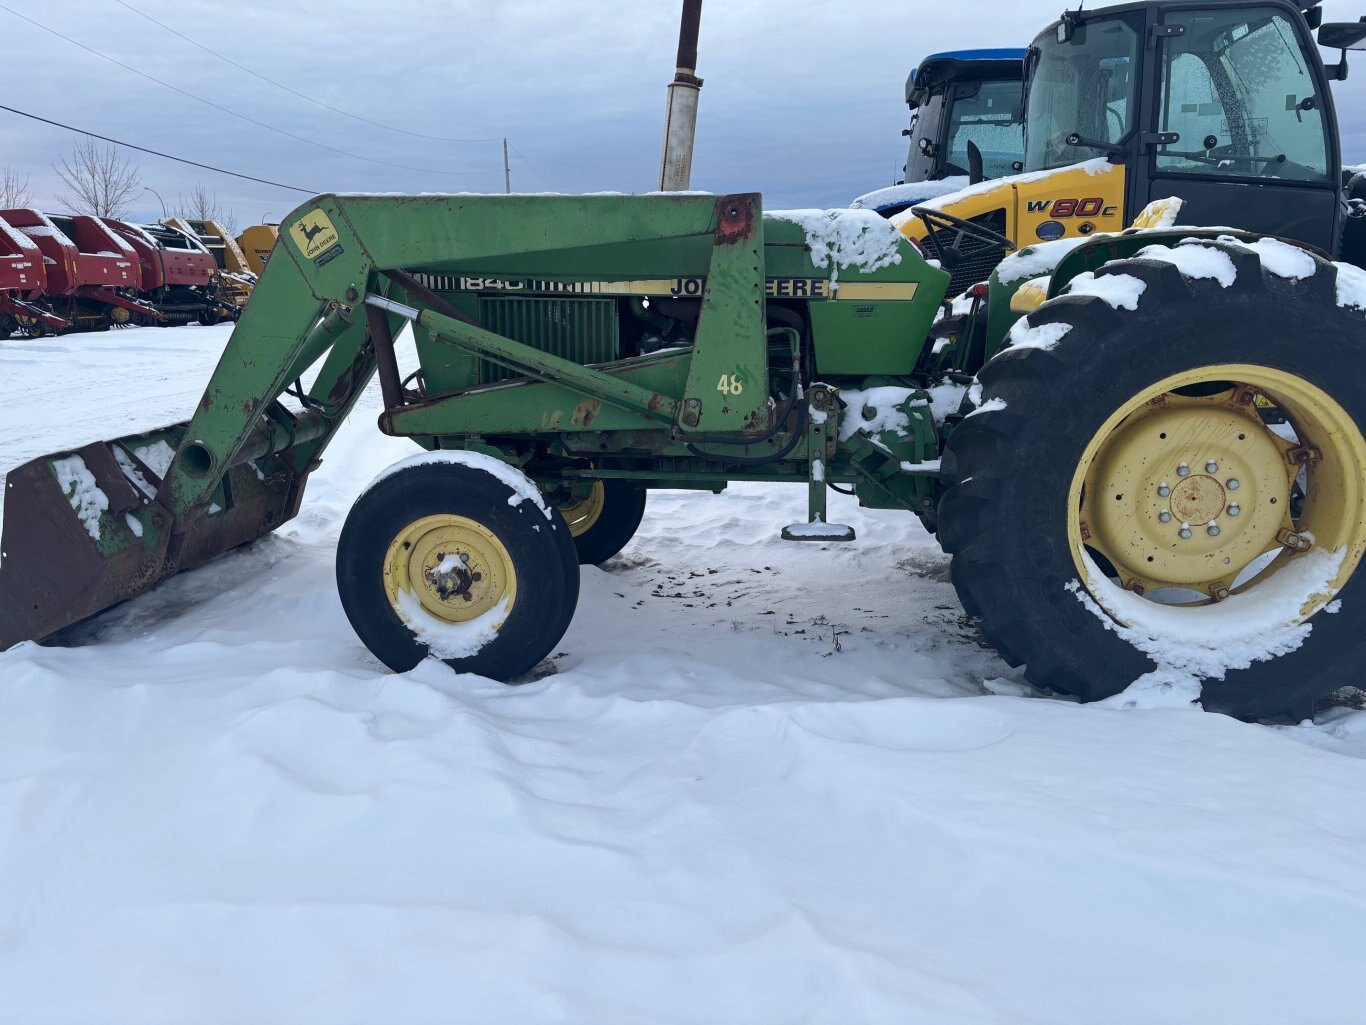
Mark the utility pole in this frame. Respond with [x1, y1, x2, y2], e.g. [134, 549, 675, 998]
[657, 0, 703, 191]
[503, 138, 511, 194]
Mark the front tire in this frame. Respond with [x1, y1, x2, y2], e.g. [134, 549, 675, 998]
[336, 455, 580, 680]
[557, 480, 647, 565]
[940, 243, 1366, 721]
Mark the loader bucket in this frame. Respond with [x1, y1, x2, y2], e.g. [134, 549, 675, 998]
[0, 417, 321, 650]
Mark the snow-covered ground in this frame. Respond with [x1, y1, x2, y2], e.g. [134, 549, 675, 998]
[3, 325, 1366, 1024]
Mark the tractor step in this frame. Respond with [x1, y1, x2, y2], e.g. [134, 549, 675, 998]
[781, 520, 856, 542]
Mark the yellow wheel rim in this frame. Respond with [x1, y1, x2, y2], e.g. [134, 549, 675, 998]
[1068, 364, 1366, 618]
[558, 482, 605, 538]
[382, 514, 517, 625]
[110, 307, 131, 324]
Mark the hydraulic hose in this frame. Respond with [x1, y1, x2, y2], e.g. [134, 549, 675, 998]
[684, 399, 809, 466]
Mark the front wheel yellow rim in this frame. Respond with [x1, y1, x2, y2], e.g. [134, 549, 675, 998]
[1067, 364, 1366, 619]
[382, 514, 517, 625]
[558, 482, 606, 538]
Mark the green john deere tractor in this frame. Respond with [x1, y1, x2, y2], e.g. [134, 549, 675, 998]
[3, 187, 1366, 721]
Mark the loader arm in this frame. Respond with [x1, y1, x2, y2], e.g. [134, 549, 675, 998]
[160, 191, 767, 513]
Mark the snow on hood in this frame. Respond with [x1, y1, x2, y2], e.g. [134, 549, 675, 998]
[768, 208, 904, 288]
[889, 158, 1114, 229]
[849, 178, 969, 212]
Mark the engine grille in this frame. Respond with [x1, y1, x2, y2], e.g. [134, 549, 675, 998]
[475, 296, 619, 383]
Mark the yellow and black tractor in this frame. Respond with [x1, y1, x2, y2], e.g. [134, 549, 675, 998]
[898, 0, 1366, 296]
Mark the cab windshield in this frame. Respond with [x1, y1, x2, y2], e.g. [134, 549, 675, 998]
[1024, 17, 1141, 171]
[944, 79, 1025, 179]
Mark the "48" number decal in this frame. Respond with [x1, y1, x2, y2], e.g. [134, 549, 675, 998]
[716, 374, 744, 395]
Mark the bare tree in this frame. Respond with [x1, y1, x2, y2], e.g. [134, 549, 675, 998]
[176, 183, 237, 234]
[0, 166, 31, 208]
[53, 138, 140, 217]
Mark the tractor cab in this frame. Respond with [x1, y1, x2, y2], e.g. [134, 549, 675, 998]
[1023, 0, 1359, 253]
[855, 49, 1026, 218]
[905, 49, 1027, 186]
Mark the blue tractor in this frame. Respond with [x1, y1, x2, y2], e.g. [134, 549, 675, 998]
[853, 48, 1027, 217]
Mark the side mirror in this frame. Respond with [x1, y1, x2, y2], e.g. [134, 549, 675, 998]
[1320, 21, 1366, 50]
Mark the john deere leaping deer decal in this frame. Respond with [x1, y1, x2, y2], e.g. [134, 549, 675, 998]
[288, 209, 341, 262]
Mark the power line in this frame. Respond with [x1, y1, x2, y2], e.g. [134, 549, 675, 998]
[507, 139, 556, 191]
[0, 4, 497, 178]
[0, 102, 316, 194]
[110, 0, 502, 146]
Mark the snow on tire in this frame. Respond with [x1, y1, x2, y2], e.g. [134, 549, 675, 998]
[939, 241, 1366, 721]
[336, 454, 580, 681]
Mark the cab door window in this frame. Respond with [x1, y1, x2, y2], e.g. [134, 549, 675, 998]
[1156, 8, 1330, 182]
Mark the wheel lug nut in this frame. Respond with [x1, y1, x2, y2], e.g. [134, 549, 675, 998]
[1158, 483, 1171, 497]
[1227, 504, 1240, 517]
[1158, 510, 1172, 523]
[1227, 478, 1240, 490]
[1179, 525, 1193, 539]
[1208, 524, 1221, 537]
[1205, 460, 1218, 473]
[1177, 463, 1190, 477]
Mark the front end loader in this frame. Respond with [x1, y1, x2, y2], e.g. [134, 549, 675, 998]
[4, 190, 1366, 722]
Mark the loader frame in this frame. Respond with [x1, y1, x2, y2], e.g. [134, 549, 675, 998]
[0, 192, 948, 649]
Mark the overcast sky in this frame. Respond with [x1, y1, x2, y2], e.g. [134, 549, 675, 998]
[4, 0, 1366, 227]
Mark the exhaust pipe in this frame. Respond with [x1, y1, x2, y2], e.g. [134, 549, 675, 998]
[657, 0, 704, 192]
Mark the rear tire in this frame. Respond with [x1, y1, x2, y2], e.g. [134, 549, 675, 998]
[939, 243, 1366, 721]
[336, 456, 580, 680]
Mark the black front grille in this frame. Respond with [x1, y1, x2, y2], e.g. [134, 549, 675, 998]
[926, 208, 1009, 296]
